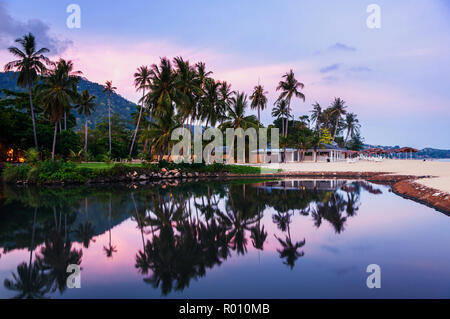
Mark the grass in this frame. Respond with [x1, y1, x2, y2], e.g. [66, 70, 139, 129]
[77, 162, 142, 169]
[2, 161, 282, 185]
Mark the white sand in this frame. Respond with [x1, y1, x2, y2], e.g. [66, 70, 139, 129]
[261, 159, 450, 194]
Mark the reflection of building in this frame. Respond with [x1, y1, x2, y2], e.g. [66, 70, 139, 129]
[250, 143, 348, 163]
[254, 179, 346, 191]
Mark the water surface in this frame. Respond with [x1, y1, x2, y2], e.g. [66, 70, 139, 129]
[0, 179, 449, 298]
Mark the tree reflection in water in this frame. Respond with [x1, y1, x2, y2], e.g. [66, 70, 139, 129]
[1, 179, 374, 297]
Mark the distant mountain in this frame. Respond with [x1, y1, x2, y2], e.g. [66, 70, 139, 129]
[0, 71, 137, 128]
[364, 144, 450, 159]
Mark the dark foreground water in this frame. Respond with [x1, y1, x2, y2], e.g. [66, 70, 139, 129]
[0, 179, 449, 299]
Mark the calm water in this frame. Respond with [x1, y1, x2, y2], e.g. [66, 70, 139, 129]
[0, 179, 449, 299]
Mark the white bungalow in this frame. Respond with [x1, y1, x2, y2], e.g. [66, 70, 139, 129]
[250, 143, 348, 163]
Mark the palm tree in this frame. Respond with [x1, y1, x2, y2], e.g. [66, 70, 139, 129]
[272, 99, 290, 136]
[330, 97, 347, 141]
[75, 90, 96, 152]
[130, 66, 152, 156]
[274, 235, 305, 269]
[344, 112, 360, 144]
[56, 59, 82, 130]
[310, 102, 322, 132]
[4, 33, 51, 151]
[173, 56, 202, 125]
[220, 92, 258, 163]
[276, 70, 305, 137]
[147, 108, 180, 160]
[250, 83, 268, 125]
[145, 58, 177, 118]
[200, 78, 222, 127]
[39, 60, 79, 160]
[4, 262, 50, 299]
[102, 81, 117, 154]
[104, 194, 117, 258]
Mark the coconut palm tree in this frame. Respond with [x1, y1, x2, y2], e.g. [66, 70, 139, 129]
[250, 83, 268, 125]
[130, 66, 152, 156]
[272, 99, 290, 136]
[145, 58, 177, 119]
[274, 235, 305, 269]
[221, 92, 258, 130]
[75, 90, 96, 152]
[344, 112, 360, 144]
[310, 102, 322, 132]
[104, 194, 117, 258]
[39, 60, 79, 160]
[102, 81, 117, 154]
[173, 57, 202, 125]
[56, 59, 82, 130]
[147, 108, 181, 160]
[4, 33, 51, 151]
[220, 92, 258, 163]
[200, 78, 222, 127]
[4, 261, 50, 299]
[330, 97, 347, 141]
[276, 70, 305, 137]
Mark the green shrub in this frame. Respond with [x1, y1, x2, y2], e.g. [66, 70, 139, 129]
[27, 167, 40, 183]
[2, 164, 31, 183]
[24, 148, 40, 166]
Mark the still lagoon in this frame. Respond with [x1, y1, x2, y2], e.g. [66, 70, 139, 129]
[0, 179, 449, 298]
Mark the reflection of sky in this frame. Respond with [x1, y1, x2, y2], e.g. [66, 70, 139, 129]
[0, 182, 449, 298]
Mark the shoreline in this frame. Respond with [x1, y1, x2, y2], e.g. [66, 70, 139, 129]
[4, 169, 449, 214]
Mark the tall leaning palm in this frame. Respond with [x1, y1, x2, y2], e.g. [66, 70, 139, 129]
[250, 83, 268, 125]
[310, 102, 322, 132]
[272, 99, 290, 137]
[4, 33, 51, 151]
[75, 90, 96, 152]
[103, 81, 117, 154]
[40, 61, 79, 160]
[330, 97, 347, 141]
[344, 112, 360, 144]
[130, 66, 151, 156]
[276, 70, 305, 137]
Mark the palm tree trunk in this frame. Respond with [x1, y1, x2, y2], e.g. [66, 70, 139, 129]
[52, 122, 57, 160]
[28, 85, 39, 151]
[84, 117, 88, 152]
[281, 117, 285, 137]
[28, 207, 37, 278]
[64, 112, 67, 130]
[345, 130, 350, 144]
[285, 101, 291, 137]
[143, 114, 153, 154]
[333, 118, 339, 142]
[108, 94, 112, 154]
[129, 90, 145, 157]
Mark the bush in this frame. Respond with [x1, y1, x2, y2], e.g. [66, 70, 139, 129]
[27, 167, 40, 183]
[2, 164, 31, 183]
[24, 148, 40, 166]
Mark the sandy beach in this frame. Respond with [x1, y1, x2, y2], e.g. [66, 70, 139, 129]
[262, 159, 450, 194]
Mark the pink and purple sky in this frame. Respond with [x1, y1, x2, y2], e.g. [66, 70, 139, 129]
[0, 0, 449, 148]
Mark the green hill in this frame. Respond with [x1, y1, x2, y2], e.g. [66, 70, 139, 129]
[0, 71, 137, 128]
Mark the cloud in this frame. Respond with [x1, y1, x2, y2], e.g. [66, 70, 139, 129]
[0, 2, 72, 54]
[320, 63, 340, 73]
[328, 42, 356, 52]
[349, 66, 372, 73]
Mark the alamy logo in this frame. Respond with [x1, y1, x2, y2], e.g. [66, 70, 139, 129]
[366, 264, 381, 288]
[66, 4, 81, 29]
[66, 264, 81, 288]
[366, 4, 381, 29]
